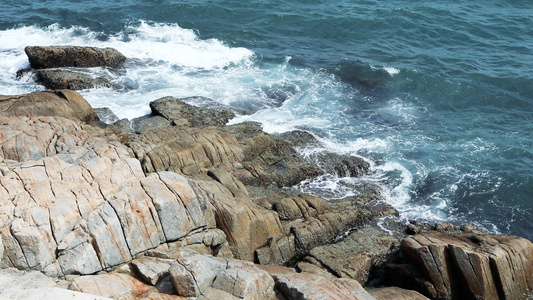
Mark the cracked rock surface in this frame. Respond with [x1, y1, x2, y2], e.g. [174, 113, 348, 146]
[1, 89, 533, 300]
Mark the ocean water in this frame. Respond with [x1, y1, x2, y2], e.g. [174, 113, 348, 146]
[1, 0, 532, 240]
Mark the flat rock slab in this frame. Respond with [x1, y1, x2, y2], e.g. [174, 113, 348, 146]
[264, 266, 377, 300]
[0, 268, 111, 300]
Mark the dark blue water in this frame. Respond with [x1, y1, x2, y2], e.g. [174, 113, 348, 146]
[1, 0, 532, 240]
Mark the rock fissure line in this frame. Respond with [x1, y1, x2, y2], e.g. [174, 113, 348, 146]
[106, 198, 134, 258]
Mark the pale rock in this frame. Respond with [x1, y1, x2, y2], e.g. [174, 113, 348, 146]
[70, 272, 155, 299]
[130, 256, 172, 286]
[169, 262, 200, 297]
[266, 266, 377, 300]
[368, 286, 430, 300]
[0, 268, 112, 300]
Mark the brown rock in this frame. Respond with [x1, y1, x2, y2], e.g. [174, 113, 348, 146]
[0, 90, 99, 123]
[227, 122, 322, 188]
[25, 46, 126, 69]
[395, 231, 533, 300]
[128, 126, 244, 175]
[195, 178, 284, 261]
[303, 226, 401, 284]
[70, 272, 156, 299]
[368, 286, 430, 300]
[150, 96, 236, 127]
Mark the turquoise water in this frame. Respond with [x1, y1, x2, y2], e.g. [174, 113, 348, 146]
[1, 0, 532, 240]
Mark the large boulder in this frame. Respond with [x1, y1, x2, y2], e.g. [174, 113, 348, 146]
[388, 231, 533, 300]
[25, 46, 126, 69]
[0, 116, 218, 276]
[0, 90, 99, 123]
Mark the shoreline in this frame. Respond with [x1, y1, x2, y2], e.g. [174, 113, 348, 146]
[0, 46, 532, 299]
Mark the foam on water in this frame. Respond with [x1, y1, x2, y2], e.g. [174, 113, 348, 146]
[0, 22, 257, 119]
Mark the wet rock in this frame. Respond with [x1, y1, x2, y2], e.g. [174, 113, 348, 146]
[34, 69, 117, 90]
[94, 107, 120, 124]
[311, 152, 370, 178]
[226, 122, 323, 188]
[389, 231, 533, 300]
[113, 118, 133, 133]
[150, 96, 236, 127]
[25, 46, 126, 69]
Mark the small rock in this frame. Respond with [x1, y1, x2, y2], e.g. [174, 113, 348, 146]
[130, 256, 172, 285]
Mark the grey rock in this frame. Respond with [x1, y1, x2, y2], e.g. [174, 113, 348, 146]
[311, 152, 370, 178]
[303, 226, 401, 285]
[130, 256, 172, 286]
[130, 115, 170, 134]
[34, 69, 117, 90]
[25, 46, 126, 69]
[150, 96, 236, 127]
[94, 107, 119, 124]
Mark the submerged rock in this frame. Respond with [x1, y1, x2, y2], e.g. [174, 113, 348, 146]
[25, 46, 126, 69]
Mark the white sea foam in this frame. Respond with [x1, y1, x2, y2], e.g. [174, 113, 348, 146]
[384, 67, 400, 75]
[0, 22, 451, 227]
[0, 22, 256, 119]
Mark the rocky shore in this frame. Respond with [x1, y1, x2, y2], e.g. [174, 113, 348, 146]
[1, 46, 532, 300]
